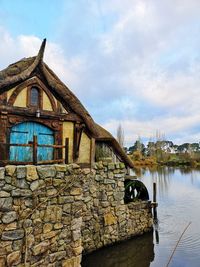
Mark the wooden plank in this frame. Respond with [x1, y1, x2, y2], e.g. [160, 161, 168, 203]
[153, 182, 158, 221]
[37, 159, 64, 164]
[33, 135, 38, 165]
[0, 161, 33, 165]
[37, 144, 65, 148]
[78, 163, 91, 168]
[65, 138, 69, 164]
[0, 159, 64, 166]
[8, 143, 32, 147]
[2, 105, 81, 121]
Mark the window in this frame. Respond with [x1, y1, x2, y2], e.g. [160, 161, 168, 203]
[30, 87, 39, 106]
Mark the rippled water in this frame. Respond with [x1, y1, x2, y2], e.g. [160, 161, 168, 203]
[82, 167, 200, 267]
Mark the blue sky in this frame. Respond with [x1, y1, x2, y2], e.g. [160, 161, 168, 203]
[1, 0, 200, 146]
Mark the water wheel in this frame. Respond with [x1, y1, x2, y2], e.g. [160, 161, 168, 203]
[124, 179, 149, 203]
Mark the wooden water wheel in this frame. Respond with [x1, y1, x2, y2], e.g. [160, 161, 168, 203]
[124, 179, 149, 203]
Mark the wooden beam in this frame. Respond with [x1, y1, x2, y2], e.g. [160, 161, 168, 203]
[65, 138, 69, 164]
[33, 135, 38, 165]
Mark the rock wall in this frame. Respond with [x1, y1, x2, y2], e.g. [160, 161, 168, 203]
[81, 162, 152, 252]
[0, 163, 152, 266]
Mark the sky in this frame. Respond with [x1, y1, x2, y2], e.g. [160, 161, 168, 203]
[1, 0, 200, 147]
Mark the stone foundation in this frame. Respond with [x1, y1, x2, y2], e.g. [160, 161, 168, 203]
[0, 163, 153, 266]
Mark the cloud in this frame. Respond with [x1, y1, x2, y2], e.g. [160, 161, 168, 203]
[0, 29, 83, 90]
[1, 0, 200, 146]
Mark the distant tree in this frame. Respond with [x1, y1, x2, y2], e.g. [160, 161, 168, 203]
[132, 150, 143, 161]
[190, 143, 200, 152]
[129, 139, 145, 155]
[177, 143, 190, 153]
[146, 141, 156, 156]
[117, 124, 124, 148]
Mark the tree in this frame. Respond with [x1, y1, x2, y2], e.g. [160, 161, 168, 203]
[117, 124, 124, 148]
[129, 139, 145, 155]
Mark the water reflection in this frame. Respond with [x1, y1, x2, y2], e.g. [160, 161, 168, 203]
[82, 231, 155, 267]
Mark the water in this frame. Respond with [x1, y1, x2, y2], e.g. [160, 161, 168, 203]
[82, 167, 200, 267]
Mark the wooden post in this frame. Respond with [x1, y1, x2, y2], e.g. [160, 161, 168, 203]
[33, 135, 38, 165]
[153, 182, 158, 222]
[65, 138, 69, 164]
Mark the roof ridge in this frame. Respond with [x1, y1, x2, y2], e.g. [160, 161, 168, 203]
[0, 39, 46, 92]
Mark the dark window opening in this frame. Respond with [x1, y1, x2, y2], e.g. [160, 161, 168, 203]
[30, 87, 39, 106]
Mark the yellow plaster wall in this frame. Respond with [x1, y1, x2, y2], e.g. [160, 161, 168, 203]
[78, 131, 91, 164]
[13, 88, 27, 107]
[7, 87, 16, 101]
[63, 122, 74, 163]
[43, 91, 53, 111]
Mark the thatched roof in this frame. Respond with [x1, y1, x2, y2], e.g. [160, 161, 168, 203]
[0, 39, 134, 168]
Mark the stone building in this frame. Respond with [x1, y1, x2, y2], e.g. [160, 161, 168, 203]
[0, 39, 133, 168]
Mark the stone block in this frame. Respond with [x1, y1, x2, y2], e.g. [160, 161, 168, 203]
[42, 230, 57, 239]
[26, 165, 38, 181]
[82, 168, 91, 175]
[84, 196, 91, 203]
[37, 166, 56, 178]
[55, 164, 67, 172]
[58, 196, 74, 204]
[72, 230, 81, 241]
[16, 166, 26, 179]
[62, 256, 81, 267]
[4, 176, 11, 184]
[53, 179, 65, 186]
[108, 172, 114, 179]
[32, 241, 50, 256]
[54, 223, 63, 230]
[71, 218, 82, 231]
[108, 163, 115, 170]
[63, 204, 71, 213]
[44, 206, 62, 223]
[114, 192, 124, 201]
[56, 172, 65, 178]
[103, 213, 117, 226]
[4, 222, 17, 231]
[0, 256, 6, 267]
[2, 211, 17, 224]
[2, 229, 24, 240]
[30, 180, 40, 191]
[47, 188, 57, 196]
[7, 251, 21, 266]
[11, 189, 32, 197]
[0, 191, 10, 197]
[119, 162, 125, 169]
[15, 178, 29, 189]
[5, 166, 16, 177]
[0, 197, 12, 211]
[70, 188, 82, 196]
[73, 246, 83, 256]
[70, 163, 80, 169]
[43, 223, 53, 234]
[0, 167, 5, 179]
[95, 175, 103, 182]
[49, 251, 66, 263]
[2, 184, 15, 192]
[114, 174, 123, 178]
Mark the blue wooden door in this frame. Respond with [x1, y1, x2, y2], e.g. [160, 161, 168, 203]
[9, 122, 54, 162]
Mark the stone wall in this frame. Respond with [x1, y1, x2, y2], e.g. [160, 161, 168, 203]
[0, 163, 152, 266]
[81, 162, 152, 253]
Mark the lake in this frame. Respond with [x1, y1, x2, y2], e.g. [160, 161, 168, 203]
[82, 167, 200, 267]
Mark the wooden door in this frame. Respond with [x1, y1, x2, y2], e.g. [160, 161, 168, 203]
[9, 122, 54, 162]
